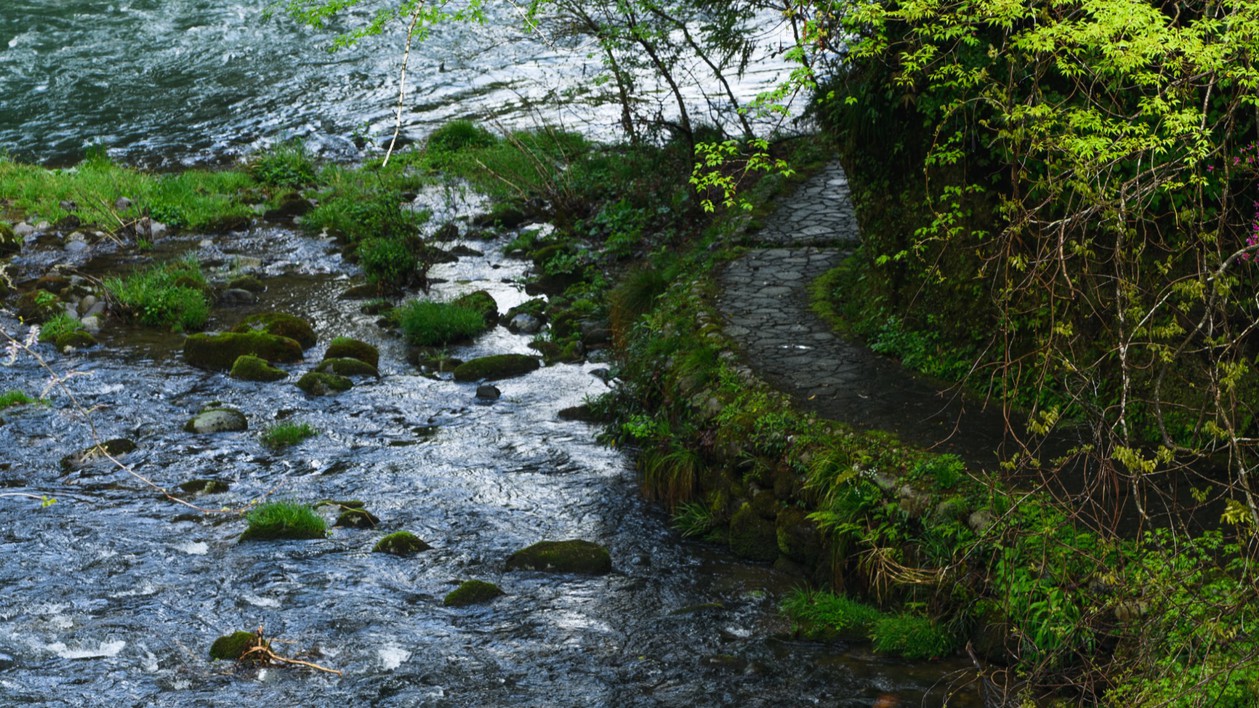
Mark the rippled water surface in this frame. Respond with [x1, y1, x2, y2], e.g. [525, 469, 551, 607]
[0, 0, 798, 166]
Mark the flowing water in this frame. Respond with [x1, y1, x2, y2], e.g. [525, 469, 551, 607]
[1, 2, 981, 705]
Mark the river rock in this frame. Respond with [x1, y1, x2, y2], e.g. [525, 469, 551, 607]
[505, 539, 612, 575]
[114, 197, 133, 211]
[296, 371, 352, 396]
[60, 438, 137, 472]
[335, 507, 380, 529]
[209, 631, 262, 662]
[184, 407, 248, 434]
[728, 503, 779, 562]
[475, 384, 501, 401]
[453, 354, 541, 382]
[315, 357, 379, 378]
[444, 580, 503, 607]
[217, 288, 257, 306]
[14, 223, 36, 239]
[508, 313, 543, 334]
[323, 336, 378, 368]
[179, 479, 231, 496]
[55, 331, 97, 350]
[184, 331, 304, 371]
[372, 530, 432, 556]
[452, 290, 499, 324]
[227, 275, 265, 293]
[233, 312, 317, 349]
[229, 354, 288, 382]
[79, 315, 102, 335]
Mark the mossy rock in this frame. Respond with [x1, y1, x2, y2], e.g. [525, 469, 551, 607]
[184, 332, 303, 371]
[16, 289, 61, 323]
[335, 508, 380, 529]
[209, 631, 264, 662]
[324, 337, 379, 369]
[451, 290, 499, 324]
[729, 503, 779, 563]
[315, 357, 379, 378]
[232, 312, 317, 349]
[0, 222, 19, 257]
[60, 438, 137, 472]
[505, 539, 612, 575]
[229, 354, 288, 382]
[54, 331, 98, 349]
[372, 530, 432, 556]
[226, 275, 265, 293]
[453, 354, 541, 382]
[499, 298, 547, 327]
[184, 407, 248, 434]
[776, 507, 822, 566]
[444, 580, 504, 607]
[179, 478, 231, 496]
[296, 371, 352, 396]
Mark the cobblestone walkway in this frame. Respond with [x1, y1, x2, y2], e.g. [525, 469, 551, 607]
[717, 164, 1010, 462]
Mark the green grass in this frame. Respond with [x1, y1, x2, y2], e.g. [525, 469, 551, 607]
[37, 313, 84, 343]
[239, 501, 326, 541]
[357, 236, 417, 287]
[302, 165, 428, 243]
[392, 299, 488, 347]
[104, 256, 211, 331]
[0, 390, 36, 410]
[0, 151, 255, 231]
[782, 589, 886, 641]
[248, 139, 318, 189]
[870, 614, 958, 660]
[260, 422, 317, 449]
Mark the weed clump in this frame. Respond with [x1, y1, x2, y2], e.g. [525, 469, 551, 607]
[104, 256, 210, 331]
[260, 422, 316, 449]
[0, 390, 36, 410]
[248, 140, 318, 189]
[239, 501, 326, 541]
[393, 299, 488, 347]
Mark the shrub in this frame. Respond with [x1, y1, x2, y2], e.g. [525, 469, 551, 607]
[104, 256, 210, 331]
[249, 139, 317, 189]
[393, 299, 488, 347]
[37, 313, 84, 343]
[358, 236, 416, 287]
[425, 120, 497, 157]
[239, 501, 326, 541]
[260, 422, 316, 449]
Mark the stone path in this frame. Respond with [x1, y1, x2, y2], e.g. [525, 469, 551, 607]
[717, 164, 1011, 464]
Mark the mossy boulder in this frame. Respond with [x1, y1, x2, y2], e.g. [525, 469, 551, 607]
[179, 479, 231, 496]
[729, 503, 779, 562]
[453, 354, 541, 382]
[324, 337, 379, 369]
[184, 331, 303, 371]
[229, 354, 288, 382]
[232, 312, 317, 349]
[451, 290, 499, 324]
[372, 530, 432, 556]
[505, 539, 612, 575]
[184, 407, 248, 434]
[444, 580, 504, 607]
[296, 371, 352, 396]
[16, 290, 61, 323]
[776, 507, 822, 566]
[315, 357, 379, 378]
[226, 275, 265, 293]
[54, 331, 98, 350]
[209, 631, 264, 662]
[335, 508, 380, 529]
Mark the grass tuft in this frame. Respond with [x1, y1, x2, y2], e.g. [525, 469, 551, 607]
[261, 422, 317, 449]
[239, 501, 326, 541]
[392, 299, 488, 347]
[0, 390, 36, 410]
[104, 256, 211, 331]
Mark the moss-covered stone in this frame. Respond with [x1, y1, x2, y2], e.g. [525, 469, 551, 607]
[226, 275, 265, 293]
[296, 371, 352, 396]
[184, 332, 303, 371]
[54, 331, 97, 349]
[451, 290, 499, 324]
[315, 357, 379, 378]
[179, 478, 231, 496]
[184, 407, 248, 434]
[232, 312, 317, 349]
[335, 507, 380, 529]
[60, 438, 137, 472]
[505, 539, 612, 575]
[0, 222, 19, 257]
[372, 530, 432, 555]
[209, 630, 264, 662]
[444, 580, 504, 607]
[16, 289, 61, 323]
[776, 507, 822, 566]
[500, 298, 548, 327]
[729, 503, 779, 562]
[453, 354, 541, 382]
[324, 337, 379, 369]
[229, 354, 288, 382]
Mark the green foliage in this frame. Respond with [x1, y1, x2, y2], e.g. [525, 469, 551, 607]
[870, 613, 957, 660]
[104, 256, 210, 331]
[910, 454, 965, 491]
[639, 443, 703, 510]
[424, 120, 498, 163]
[782, 589, 885, 641]
[249, 139, 317, 189]
[37, 313, 84, 343]
[239, 501, 326, 541]
[393, 299, 488, 347]
[0, 390, 36, 410]
[357, 236, 417, 287]
[671, 501, 717, 539]
[261, 421, 317, 449]
[303, 165, 428, 243]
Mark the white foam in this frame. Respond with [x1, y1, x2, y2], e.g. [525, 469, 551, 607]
[44, 640, 125, 660]
[379, 646, 411, 670]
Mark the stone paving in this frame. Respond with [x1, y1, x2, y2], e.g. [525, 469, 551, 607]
[717, 164, 1011, 463]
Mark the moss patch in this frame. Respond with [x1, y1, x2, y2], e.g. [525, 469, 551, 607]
[296, 371, 352, 396]
[324, 336, 379, 368]
[451, 290, 499, 324]
[453, 354, 541, 382]
[184, 331, 304, 371]
[372, 530, 432, 555]
[335, 507, 380, 529]
[315, 357, 379, 378]
[209, 631, 265, 662]
[233, 312, 317, 349]
[444, 580, 504, 607]
[230, 354, 288, 382]
[505, 539, 612, 575]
